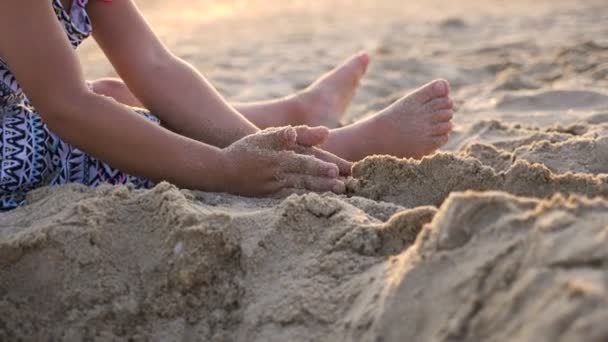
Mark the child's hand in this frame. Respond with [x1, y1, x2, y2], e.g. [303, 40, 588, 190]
[287, 125, 353, 177]
[221, 126, 347, 196]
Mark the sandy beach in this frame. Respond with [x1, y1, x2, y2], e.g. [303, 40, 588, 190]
[2, 0, 608, 340]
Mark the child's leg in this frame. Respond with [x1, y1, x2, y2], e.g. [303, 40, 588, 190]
[91, 56, 453, 162]
[91, 53, 369, 129]
[321, 80, 454, 161]
[232, 52, 369, 128]
[93, 76, 454, 162]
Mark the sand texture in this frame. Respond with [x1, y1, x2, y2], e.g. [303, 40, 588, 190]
[2, 0, 608, 340]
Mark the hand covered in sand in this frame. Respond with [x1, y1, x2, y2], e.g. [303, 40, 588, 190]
[221, 126, 351, 196]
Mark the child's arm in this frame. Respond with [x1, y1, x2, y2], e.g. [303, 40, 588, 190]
[88, 0, 351, 175]
[0, 0, 342, 195]
[88, 0, 259, 149]
[0, 0, 226, 190]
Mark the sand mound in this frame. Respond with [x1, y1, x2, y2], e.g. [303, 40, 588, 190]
[448, 120, 573, 153]
[459, 135, 608, 175]
[446, 119, 608, 176]
[512, 137, 608, 175]
[2, 185, 607, 341]
[366, 191, 608, 342]
[349, 153, 608, 208]
[0, 183, 433, 340]
[0, 184, 244, 340]
[460, 143, 514, 172]
[495, 90, 608, 111]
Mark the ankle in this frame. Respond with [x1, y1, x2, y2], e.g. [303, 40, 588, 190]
[290, 91, 315, 126]
[324, 121, 371, 162]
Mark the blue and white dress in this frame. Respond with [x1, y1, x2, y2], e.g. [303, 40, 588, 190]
[0, 0, 159, 210]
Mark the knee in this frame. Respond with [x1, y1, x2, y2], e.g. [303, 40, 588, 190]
[90, 78, 130, 99]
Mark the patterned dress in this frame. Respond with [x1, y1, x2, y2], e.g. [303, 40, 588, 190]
[0, 0, 159, 210]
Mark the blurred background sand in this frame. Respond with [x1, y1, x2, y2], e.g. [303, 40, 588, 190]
[79, 0, 608, 128]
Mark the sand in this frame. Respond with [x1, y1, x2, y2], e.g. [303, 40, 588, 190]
[2, 0, 608, 340]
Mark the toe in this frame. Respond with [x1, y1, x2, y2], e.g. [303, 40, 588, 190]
[413, 79, 450, 104]
[432, 122, 454, 136]
[426, 97, 454, 111]
[354, 53, 370, 80]
[432, 109, 454, 123]
[432, 135, 449, 148]
[312, 51, 370, 90]
[302, 52, 371, 127]
[294, 125, 330, 146]
[355, 51, 371, 70]
[342, 52, 370, 80]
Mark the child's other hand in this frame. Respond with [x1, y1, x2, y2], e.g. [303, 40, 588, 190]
[221, 126, 347, 196]
[289, 125, 353, 177]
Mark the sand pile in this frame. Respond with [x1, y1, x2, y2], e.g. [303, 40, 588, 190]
[3, 0, 608, 340]
[2, 184, 607, 341]
[0, 183, 424, 340]
[362, 191, 608, 342]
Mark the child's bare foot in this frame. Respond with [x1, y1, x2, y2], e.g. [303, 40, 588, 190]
[325, 79, 454, 161]
[295, 52, 370, 128]
[368, 79, 454, 158]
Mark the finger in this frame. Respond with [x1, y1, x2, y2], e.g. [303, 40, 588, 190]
[290, 145, 352, 176]
[254, 126, 297, 150]
[281, 174, 346, 193]
[280, 153, 339, 178]
[309, 147, 353, 176]
[432, 122, 454, 136]
[294, 125, 330, 147]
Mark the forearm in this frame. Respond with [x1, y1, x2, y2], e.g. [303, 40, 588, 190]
[44, 92, 228, 191]
[136, 57, 259, 148]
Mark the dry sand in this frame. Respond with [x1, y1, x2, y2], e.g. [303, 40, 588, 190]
[2, 0, 608, 340]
